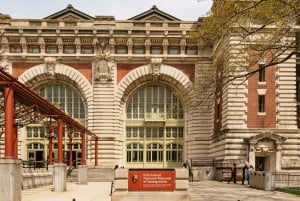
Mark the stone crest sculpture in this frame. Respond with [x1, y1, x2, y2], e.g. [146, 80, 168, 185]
[0, 46, 12, 74]
[93, 41, 114, 83]
[151, 58, 162, 81]
[44, 57, 56, 76]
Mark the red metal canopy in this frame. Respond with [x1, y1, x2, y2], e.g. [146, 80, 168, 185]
[0, 67, 97, 138]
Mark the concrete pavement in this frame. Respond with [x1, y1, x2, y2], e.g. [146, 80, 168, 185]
[22, 180, 299, 201]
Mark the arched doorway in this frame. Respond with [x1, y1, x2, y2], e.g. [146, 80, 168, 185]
[125, 85, 185, 168]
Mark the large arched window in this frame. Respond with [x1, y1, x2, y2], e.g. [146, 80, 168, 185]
[125, 85, 184, 168]
[25, 82, 85, 164]
[38, 84, 85, 122]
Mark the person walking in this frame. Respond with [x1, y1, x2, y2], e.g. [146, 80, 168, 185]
[245, 166, 250, 186]
[228, 163, 237, 184]
[242, 164, 248, 185]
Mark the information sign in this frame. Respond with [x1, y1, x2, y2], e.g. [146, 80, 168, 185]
[128, 169, 175, 191]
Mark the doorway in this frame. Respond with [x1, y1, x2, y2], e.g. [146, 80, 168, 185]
[255, 157, 265, 171]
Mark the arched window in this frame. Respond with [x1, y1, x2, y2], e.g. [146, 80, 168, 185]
[38, 83, 85, 122]
[25, 82, 86, 165]
[125, 85, 184, 168]
[126, 85, 184, 120]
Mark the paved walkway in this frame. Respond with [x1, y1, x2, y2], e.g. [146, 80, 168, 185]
[22, 181, 299, 201]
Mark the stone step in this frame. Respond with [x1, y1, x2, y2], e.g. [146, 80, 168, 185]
[67, 167, 114, 182]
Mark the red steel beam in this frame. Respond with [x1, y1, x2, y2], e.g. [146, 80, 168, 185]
[81, 132, 86, 165]
[4, 86, 14, 159]
[57, 118, 63, 163]
[0, 68, 97, 138]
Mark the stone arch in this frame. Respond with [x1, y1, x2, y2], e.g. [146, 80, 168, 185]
[116, 64, 192, 107]
[18, 63, 93, 124]
[116, 63, 193, 167]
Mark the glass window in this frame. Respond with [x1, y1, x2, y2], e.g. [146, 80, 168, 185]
[258, 95, 265, 113]
[125, 85, 185, 167]
[166, 143, 183, 162]
[168, 46, 180, 55]
[126, 143, 143, 162]
[37, 83, 85, 121]
[151, 46, 162, 54]
[146, 143, 163, 162]
[10, 45, 22, 53]
[116, 46, 128, 54]
[64, 45, 76, 54]
[258, 63, 265, 82]
[81, 45, 93, 54]
[133, 46, 145, 54]
[186, 46, 198, 55]
[127, 85, 183, 120]
[27, 127, 32, 138]
[46, 45, 58, 54]
[28, 45, 40, 53]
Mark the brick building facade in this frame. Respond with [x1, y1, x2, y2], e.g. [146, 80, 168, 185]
[0, 4, 299, 179]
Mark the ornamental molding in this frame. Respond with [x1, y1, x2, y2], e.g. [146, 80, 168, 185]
[93, 42, 114, 83]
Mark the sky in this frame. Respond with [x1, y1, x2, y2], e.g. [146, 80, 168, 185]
[0, 0, 213, 21]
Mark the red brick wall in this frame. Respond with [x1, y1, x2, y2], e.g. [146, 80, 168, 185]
[247, 62, 276, 128]
[117, 63, 146, 83]
[64, 63, 92, 83]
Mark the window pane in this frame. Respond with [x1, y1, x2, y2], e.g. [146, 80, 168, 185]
[64, 45, 76, 54]
[28, 45, 40, 53]
[258, 95, 265, 112]
[151, 46, 162, 54]
[186, 46, 197, 55]
[46, 45, 58, 53]
[133, 46, 145, 54]
[168, 46, 180, 54]
[10, 45, 22, 53]
[116, 46, 127, 54]
[81, 45, 93, 54]
[258, 64, 265, 82]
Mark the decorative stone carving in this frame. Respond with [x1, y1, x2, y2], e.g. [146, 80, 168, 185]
[38, 37, 45, 50]
[20, 37, 27, 50]
[93, 42, 114, 83]
[56, 37, 63, 49]
[0, 53, 12, 74]
[1, 37, 9, 52]
[151, 58, 162, 81]
[44, 57, 56, 76]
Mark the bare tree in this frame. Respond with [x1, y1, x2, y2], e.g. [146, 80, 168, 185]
[193, 0, 300, 99]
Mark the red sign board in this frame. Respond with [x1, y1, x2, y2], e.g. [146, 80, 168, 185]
[128, 169, 175, 191]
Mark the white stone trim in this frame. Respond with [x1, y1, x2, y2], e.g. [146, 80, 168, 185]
[257, 89, 266, 95]
[18, 63, 93, 126]
[116, 64, 192, 104]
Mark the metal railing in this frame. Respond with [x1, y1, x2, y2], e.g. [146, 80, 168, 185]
[185, 160, 194, 182]
[190, 158, 214, 167]
[21, 160, 48, 170]
[275, 172, 300, 192]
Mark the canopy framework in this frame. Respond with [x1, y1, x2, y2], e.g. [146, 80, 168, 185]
[0, 67, 98, 166]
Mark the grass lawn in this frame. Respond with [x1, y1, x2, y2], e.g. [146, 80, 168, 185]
[276, 187, 300, 196]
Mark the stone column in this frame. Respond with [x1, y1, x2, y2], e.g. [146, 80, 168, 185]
[78, 165, 88, 184]
[0, 159, 21, 201]
[249, 142, 256, 167]
[275, 143, 282, 172]
[53, 163, 67, 192]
